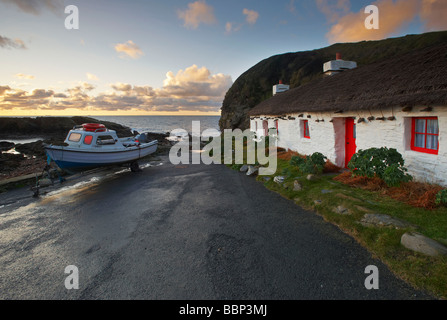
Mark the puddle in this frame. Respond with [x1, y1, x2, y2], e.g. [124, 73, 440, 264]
[44, 176, 102, 198]
[2, 138, 44, 144]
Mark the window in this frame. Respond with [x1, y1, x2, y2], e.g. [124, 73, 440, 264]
[303, 120, 310, 139]
[68, 132, 82, 142]
[411, 117, 439, 154]
[275, 120, 279, 134]
[97, 135, 116, 145]
[84, 135, 93, 145]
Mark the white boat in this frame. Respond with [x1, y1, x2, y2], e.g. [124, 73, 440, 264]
[44, 123, 158, 172]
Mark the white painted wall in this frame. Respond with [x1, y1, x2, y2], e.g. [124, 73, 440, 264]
[250, 106, 447, 187]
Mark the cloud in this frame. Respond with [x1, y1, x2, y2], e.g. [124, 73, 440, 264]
[1, 66, 233, 113]
[0, 0, 63, 15]
[15, 73, 35, 80]
[225, 22, 242, 34]
[318, 0, 447, 44]
[0, 86, 11, 95]
[0, 35, 27, 50]
[243, 8, 259, 25]
[114, 40, 144, 59]
[178, 1, 217, 29]
[420, 0, 447, 31]
[86, 73, 99, 81]
[316, 0, 351, 23]
[111, 83, 133, 93]
[225, 9, 259, 34]
[287, 0, 297, 14]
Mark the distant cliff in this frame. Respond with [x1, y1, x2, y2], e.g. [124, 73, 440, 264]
[219, 31, 447, 131]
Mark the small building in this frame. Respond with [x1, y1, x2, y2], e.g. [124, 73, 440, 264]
[249, 43, 447, 186]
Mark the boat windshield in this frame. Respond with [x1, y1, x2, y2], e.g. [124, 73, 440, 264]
[68, 132, 82, 142]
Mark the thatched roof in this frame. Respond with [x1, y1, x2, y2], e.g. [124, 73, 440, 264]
[249, 42, 447, 116]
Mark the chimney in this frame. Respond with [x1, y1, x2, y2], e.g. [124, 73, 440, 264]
[273, 80, 290, 96]
[323, 52, 357, 76]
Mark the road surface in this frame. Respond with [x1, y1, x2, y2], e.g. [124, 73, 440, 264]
[0, 155, 432, 300]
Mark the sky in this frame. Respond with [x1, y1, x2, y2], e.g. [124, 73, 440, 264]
[0, 0, 446, 116]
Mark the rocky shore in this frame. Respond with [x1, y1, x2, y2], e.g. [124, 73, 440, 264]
[0, 116, 171, 183]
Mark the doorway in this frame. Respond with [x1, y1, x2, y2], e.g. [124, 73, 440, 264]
[345, 118, 357, 168]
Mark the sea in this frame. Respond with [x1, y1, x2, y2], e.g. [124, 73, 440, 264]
[94, 115, 221, 135]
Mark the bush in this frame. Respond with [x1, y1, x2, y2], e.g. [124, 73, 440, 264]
[290, 152, 327, 175]
[348, 147, 412, 187]
[435, 189, 447, 206]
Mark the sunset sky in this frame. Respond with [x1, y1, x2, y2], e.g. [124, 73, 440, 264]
[1, 0, 446, 116]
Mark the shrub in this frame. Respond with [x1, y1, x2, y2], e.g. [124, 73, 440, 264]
[348, 147, 412, 187]
[290, 152, 327, 175]
[435, 189, 447, 206]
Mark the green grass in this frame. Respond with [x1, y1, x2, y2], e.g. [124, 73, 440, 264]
[229, 157, 447, 299]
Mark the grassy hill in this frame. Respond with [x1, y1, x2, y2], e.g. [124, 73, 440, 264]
[219, 31, 447, 131]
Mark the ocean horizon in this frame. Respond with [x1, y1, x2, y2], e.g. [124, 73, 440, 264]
[94, 115, 221, 135]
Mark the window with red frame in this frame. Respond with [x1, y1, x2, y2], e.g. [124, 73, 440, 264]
[84, 135, 93, 145]
[303, 120, 310, 139]
[411, 117, 439, 154]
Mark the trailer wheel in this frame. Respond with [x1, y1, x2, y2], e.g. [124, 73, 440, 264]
[130, 161, 142, 172]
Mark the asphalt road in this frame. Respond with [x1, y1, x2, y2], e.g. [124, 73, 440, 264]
[0, 155, 433, 300]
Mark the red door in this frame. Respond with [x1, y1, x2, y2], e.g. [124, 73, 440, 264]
[263, 120, 269, 137]
[345, 118, 357, 168]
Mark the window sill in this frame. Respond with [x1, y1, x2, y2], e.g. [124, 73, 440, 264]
[406, 149, 439, 156]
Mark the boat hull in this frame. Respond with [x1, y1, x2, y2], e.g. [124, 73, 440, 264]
[45, 141, 158, 171]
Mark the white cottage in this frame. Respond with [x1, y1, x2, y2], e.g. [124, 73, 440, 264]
[249, 43, 447, 186]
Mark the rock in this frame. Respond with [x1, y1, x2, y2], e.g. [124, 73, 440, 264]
[293, 180, 303, 191]
[307, 174, 317, 181]
[0, 141, 15, 151]
[240, 165, 249, 172]
[15, 140, 46, 158]
[334, 205, 350, 215]
[0, 153, 25, 170]
[39, 178, 52, 187]
[273, 176, 285, 184]
[0, 116, 133, 140]
[360, 214, 412, 229]
[262, 177, 271, 182]
[314, 200, 323, 205]
[321, 189, 332, 194]
[401, 232, 447, 256]
[246, 166, 258, 176]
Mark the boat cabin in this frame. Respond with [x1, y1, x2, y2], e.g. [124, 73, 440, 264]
[64, 123, 138, 149]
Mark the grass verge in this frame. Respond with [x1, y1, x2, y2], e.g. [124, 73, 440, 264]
[230, 154, 447, 299]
